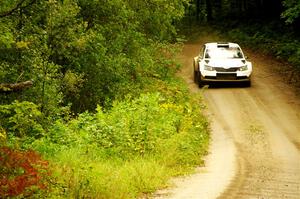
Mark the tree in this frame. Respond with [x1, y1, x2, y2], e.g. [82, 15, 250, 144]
[187, 0, 284, 22]
[206, 0, 213, 21]
[0, 0, 189, 114]
[281, 0, 300, 24]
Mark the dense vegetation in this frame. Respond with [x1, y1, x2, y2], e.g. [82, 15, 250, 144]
[1, 0, 300, 198]
[0, 0, 211, 198]
[189, 0, 300, 24]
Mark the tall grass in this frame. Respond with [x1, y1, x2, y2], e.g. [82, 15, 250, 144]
[28, 79, 209, 198]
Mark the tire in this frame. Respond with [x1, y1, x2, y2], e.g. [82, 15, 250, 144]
[198, 72, 204, 88]
[193, 60, 198, 83]
[245, 80, 251, 87]
[194, 71, 198, 83]
[193, 59, 205, 88]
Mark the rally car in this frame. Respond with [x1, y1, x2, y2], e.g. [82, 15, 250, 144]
[193, 42, 252, 87]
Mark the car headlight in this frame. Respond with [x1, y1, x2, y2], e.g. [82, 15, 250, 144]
[239, 65, 248, 71]
[204, 65, 214, 71]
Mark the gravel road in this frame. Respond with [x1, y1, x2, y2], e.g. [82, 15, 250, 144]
[153, 37, 300, 199]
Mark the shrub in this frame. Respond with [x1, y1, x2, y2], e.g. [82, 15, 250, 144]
[28, 90, 209, 198]
[0, 101, 45, 138]
[0, 126, 6, 144]
[0, 147, 50, 198]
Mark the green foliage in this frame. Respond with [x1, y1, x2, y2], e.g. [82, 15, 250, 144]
[29, 88, 209, 198]
[282, 0, 300, 24]
[0, 101, 45, 138]
[0, 22, 14, 48]
[0, 127, 7, 144]
[36, 91, 208, 158]
[43, 157, 169, 199]
[0, 1, 210, 198]
[0, 0, 188, 114]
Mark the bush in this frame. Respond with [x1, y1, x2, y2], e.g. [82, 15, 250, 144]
[0, 147, 50, 198]
[39, 91, 208, 159]
[0, 101, 45, 139]
[29, 89, 209, 198]
[0, 127, 6, 144]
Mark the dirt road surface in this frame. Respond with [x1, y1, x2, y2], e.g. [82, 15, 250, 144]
[153, 37, 300, 198]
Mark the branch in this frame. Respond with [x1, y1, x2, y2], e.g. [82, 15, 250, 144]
[0, 80, 33, 92]
[0, 0, 36, 18]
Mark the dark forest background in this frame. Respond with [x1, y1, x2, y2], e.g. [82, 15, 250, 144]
[186, 0, 300, 77]
[190, 0, 299, 26]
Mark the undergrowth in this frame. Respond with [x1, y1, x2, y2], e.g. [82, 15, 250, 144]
[33, 86, 208, 198]
[1, 77, 209, 198]
[0, 147, 50, 198]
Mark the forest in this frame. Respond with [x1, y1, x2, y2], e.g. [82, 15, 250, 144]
[188, 0, 300, 70]
[0, 0, 299, 198]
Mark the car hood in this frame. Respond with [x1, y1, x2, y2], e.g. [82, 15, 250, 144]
[205, 59, 246, 68]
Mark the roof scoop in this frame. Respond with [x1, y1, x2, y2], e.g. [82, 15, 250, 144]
[217, 42, 229, 48]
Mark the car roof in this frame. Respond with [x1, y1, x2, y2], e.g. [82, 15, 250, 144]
[205, 42, 240, 49]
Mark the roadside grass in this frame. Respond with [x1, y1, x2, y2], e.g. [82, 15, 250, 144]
[26, 77, 210, 198]
[43, 155, 166, 198]
[47, 153, 170, 198]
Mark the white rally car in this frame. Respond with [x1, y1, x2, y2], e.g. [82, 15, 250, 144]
[193, 42, 252, 87]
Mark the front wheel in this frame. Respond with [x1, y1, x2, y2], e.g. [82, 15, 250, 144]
[197, 72, 205, 88]
[194, 71, 198, 83]
[244, 80, 251, 87]
[194, 71, 205, 88]
[198, 78, 204, 88]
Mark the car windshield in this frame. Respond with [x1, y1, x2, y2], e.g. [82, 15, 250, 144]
[205, 47, 243, 59]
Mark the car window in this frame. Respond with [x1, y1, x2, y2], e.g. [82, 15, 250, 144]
[205, 47, 243, 59]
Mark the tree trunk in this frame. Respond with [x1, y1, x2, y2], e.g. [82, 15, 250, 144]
[214, 0, 222, 19]
[206, 0, 212, 21]
[196, 0, 201, 21]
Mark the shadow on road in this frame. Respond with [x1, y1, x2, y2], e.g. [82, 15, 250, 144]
[203, 82, 251, 89]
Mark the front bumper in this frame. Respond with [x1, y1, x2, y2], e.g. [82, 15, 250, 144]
[200, 71, 251, 82]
